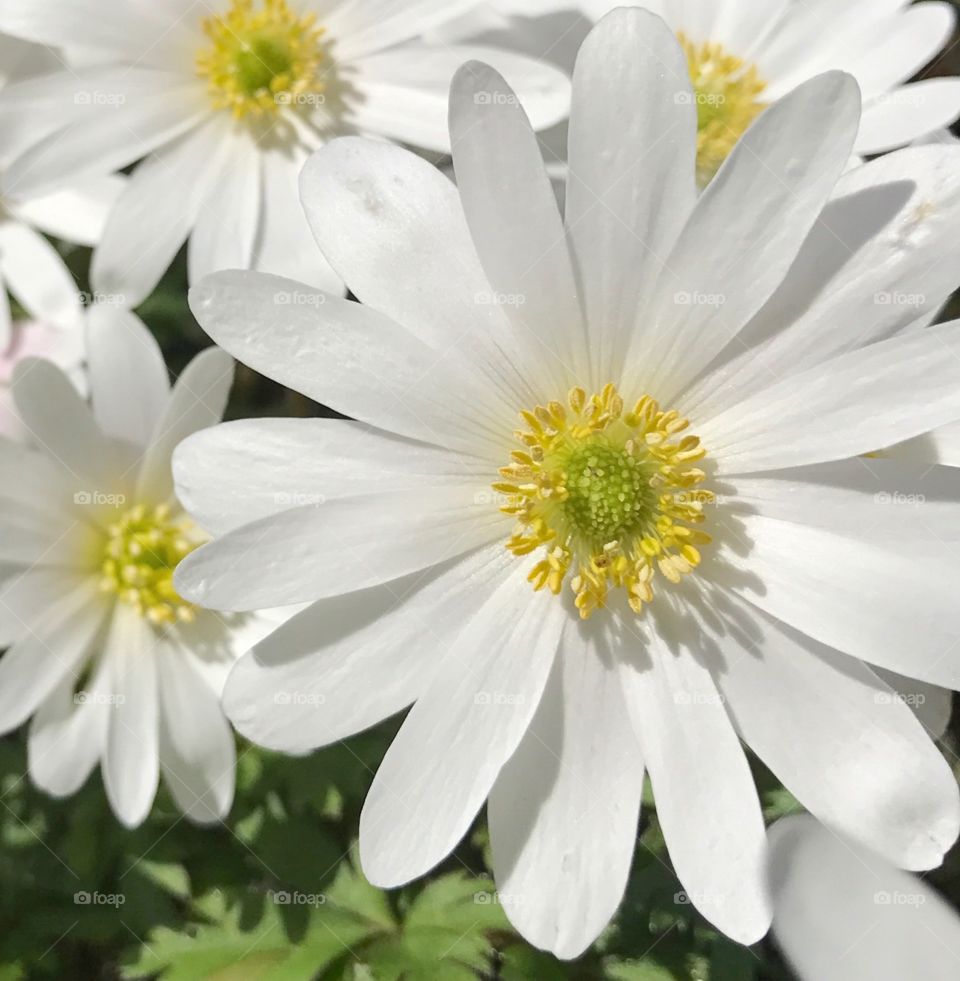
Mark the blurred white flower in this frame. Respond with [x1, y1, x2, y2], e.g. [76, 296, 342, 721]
[0, 319, 85, 440]
[0, 308, 274, 828]
[0, 0, 570, 308]
[172, 8, 960, 958]
[769, 814, 960, 981]
[442, 0, 960, 185]
[0, 32, 123, 350]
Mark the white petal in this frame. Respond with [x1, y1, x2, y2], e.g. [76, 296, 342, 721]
[857, 78, 960, 153]
[175, 485, 507, 611]
[189, 269, 510, 457]
[0, 566, 78, 647]
[28, 651, 111, 797]
[137, 346, 234, 506]
[0, 581, 106, 735]
[626, 72, 861, 403]
[87, 305, 169, 447]
[91, 116, 231, 308]
[711, 598, 959, 871]
[618, 622, 770, 944]
[174, 418, 481, 536]
[449, 63, 586, 391]
[769, 815, 960, 981]
[888, 421, 960, 468]
[188, 135, 261, 285]
[351, 45, 570, 151]
[713, 514, 960, 690]
[3, 77, 205, 200]
[702, 319, 960, 475]
[299, 137, 542, 409]
[359, 561, 565, 887]
[12, 358, 118, 489]
[564, 6, 696, 385]
[683, 145, 960, 421]
[0, 220, 81, 330]
[158, 642, 235, 824]
[224, 545, 514, 753]
[489, 624, 643, 959]
[254, 144, 344, 294]
[326, 0, 480, 60]
[102, 607, 160, 828]
[10, 174, 126, 247]
[874, 667, 953, 741]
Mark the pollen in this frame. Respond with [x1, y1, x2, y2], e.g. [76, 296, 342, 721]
[495, 385, 714, 619]
[678, 32, 768, 187]
[99, 504, 201, 626]
[196, 0, 326, 119]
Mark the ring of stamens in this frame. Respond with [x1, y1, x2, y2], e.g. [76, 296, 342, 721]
[197, 0, 326, 119]
[99, 504, 200, 626]
[678, 31, 768, 186]
[495, 385, 714, 619]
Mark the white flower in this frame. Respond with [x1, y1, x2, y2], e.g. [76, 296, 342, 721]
[173, 8, 960, 958]
[0, 319, 85, 440]
[0, 307, 272, 828]
[0, 0, 570, 309]
[443, 0, 960, 185]
[0, 32, 123, 350]
[768, 815, 960, 981]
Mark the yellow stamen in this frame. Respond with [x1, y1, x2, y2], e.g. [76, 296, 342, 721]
[678, 32, 768, 187]
[498, 385, 714, 619]
[196, 0, 326, 120]
[99, 503, 201, 626]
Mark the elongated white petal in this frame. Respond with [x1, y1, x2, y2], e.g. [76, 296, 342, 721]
[449, 63, 586, 391]
[858, 78, 960, 154]
[87, 306, 169, 448]
[360, 562, 564, 887]
[158, 643, 235, 824]
[619, 614, 770, 943]
[489, 624, 643, 959]
[137, 346, 234, 506]
[713, 515, 960, 689]
[224, 546, 513, 753]
[189, 269, 511, 457]
[0, 220, 80, 329]
[627, 72, 861, 403]
[11, 174, 125, 247]
[702, 319, 960, 475]
[565, 7, 696, 385]
[711, 598, 959, 870]
[174, 418, 481, 536]
[176, 485, 507, 611]
[102, 607, 159, 829]
[769, 815, 960, 981]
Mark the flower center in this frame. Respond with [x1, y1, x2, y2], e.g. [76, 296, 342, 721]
[678, 32, 768, 187]
[196, 0, 326, 119]
[99, 504, 200, 625]
[496, 385, 714, 619]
